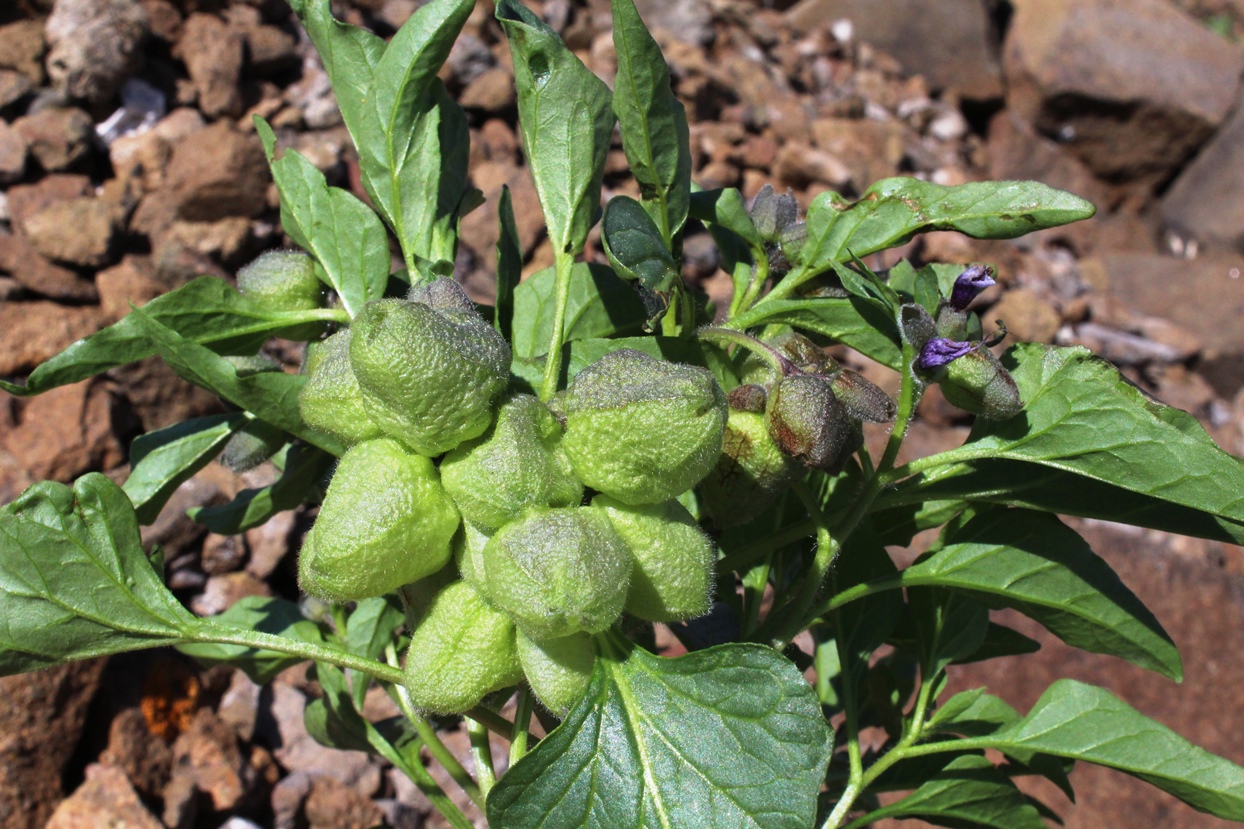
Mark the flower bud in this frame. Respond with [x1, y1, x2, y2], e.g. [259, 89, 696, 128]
[915, 337, 975, 374]
[830, 368, 896, 423]
[593, 495, 715, 622]
[299, 438, 460, 603]
[766, 374, 850, 471]
[555, 349, 727, 505]
[219, 419, 285, 473]
[440, 395, 583, 534]
[299, 328, 385, 448]
[516, 630, 595, 717]
[237, 250, 327, 340]
[482, 507, 631, 640]
[349, 282, 511, 456]
[948, 264, 995, 312]
[699, 408, 806, 527]
[403, 580, 523, 714]
[939, 347, 1023, 419]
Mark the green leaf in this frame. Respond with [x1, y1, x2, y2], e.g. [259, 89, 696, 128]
[0, 474, 198, 675]
[498, 0, 615, 255]
[980, 679, 1244, 819]
[908, 588, 989, 678]
[901, 509, 1181, 680]
[610, 0, 691, 241]
[829, 530, 904, 695]
[732, 296, 902, 370]
[797, 179, 1095, 275]
[927, 688, 1020, 739]
[123, 414, 248, 525]
[345, 595, 405, 664]
[688, 188, 761, 246]
[488, 641, 831, 829]
[189, 444, 334, 534]
[256, 118, 389, 317]
[956, 622, 1041, 664]
[845, 755, 1048, 829]
[178, 596, 324, 684]
[287, 0, 384, 141]
[0, 278, 335, 396]
[510, 263, 648, 360]
[602, 195, 681, 294]
[494, 185, 521, 342]
[128, 309, 342, 456]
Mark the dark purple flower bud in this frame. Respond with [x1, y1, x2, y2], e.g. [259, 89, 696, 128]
[916, 338, 974, 373]
[948, 265, 995, 311]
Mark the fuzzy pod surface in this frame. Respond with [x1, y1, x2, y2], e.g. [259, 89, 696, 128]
[766, 374, 850, 470]
[440, 394, 583, 533]
[403, 580, 523, 714]
[699, 408, 805, 528]
[482, 506, 632, 640]
[516, 630, 596, 717]
[299, 327, 385, 448]
[299, 438, 460, 603]
[939, 348, 1022, 420]
[555, 349, 727, 505]
[237, 250, 327, 340]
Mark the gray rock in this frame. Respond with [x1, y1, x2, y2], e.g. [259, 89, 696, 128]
[257, 683, 380, 791]
[1003, 0, 1244, 185]
[1162, 84, 1244, 252]
[45, 0, 149, 105]
[634, 0, 714, 47]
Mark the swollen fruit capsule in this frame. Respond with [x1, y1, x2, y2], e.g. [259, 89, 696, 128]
[938, 348, 1022, 420]
[516, 630, 596, 717]
[699, 408, 805, 528]
[298, 438, 460, 603]
[554, 349, 727, 505]
[236, 250, 326, 340]
[403, 580, 523, 714]
[299, 327, 384, 448]
[482, 507, 631, 640]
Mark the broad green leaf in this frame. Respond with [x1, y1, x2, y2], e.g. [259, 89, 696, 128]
[982, 679, 1244, 819]
[611, 0, 691, 241]
[602, 195, 680, 294]
[829, 529, 904, 693]
[845, 755, 1047, 829]
[902, 509, 1181, 679]
[305, 663, 419, 768]
[494, 185, 521, 341]
[128, 309, 341, 455]
[344, 595, 405, 664]
[123, 414, 248, 525]
[732, 296, 902, 370]
[956, 621, 1041, 664]
[287, 0, 384, 139]
[498, 0, 615, 255]
[178, 596, 324, 684]
[927, 688, 1020, 739]
[0, 278, 334, 396]
[0, 474, 198, 674]
[908, 588, 989, 678]
[488, 641, 831, 829]
[797, 179, 1095, 275]
[689, 188, 761, 246]
[511, 263, 647, 360]
[189, 444, 334, 534]
[256, 118, 389, 317]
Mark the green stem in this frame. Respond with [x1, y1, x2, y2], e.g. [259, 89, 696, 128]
[825, 596, 865, 829]
[509, 687, 534, 767]
[394, 739, 476, 829]
[735, 251, 771, 317]
[758, 482, 836, 645]
[740, 552, 773, 638]
[539, 249, 577, 401]
[467, 717, 497, 797]
[697, 326, 796, 379]
[717, 518, 817, 574]
[465, 705, 516, 738]
[193, 626, 406, 685]
[396, 688, 485, 811]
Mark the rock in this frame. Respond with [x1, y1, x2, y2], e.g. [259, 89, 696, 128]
[45, 0, 149, 105]
[95, 256, 166, 321]
[0, 300, 105, 377]
[989, 287, 1062, 343]
[257, 683, 380, 791]
[99, 707, 173, 798]
[243, 24, 300, 78]
[189, 571, 271, 617]
[634, 0, 713, 47]
[45, 763, 163, 829]
[0, 20, 48, 84]
[445, 33, 496, 87]
[458, 166, 545, 276]
[810, 116, 907, 190]
[22, 197, 120, 268]
[1002, 0, 1244, 185]
[773, 141, 852, 189]
[168, 216, 255, 265]
[218, 670, 261, 743]
[304, 775, 386, 829]
[1162, 84, 1244, 253]
[4, 173, 92, 227]
[3, 382, 125, 482]
[285, 58, 341, 130]
[0, 232, 97, 301]
[0, 70, 33, 115]
[459, 67, 516, 113]
[787, 0, 1004, 101]
[245, 508, 296, 579]
[176, 13, 244, 119]
[143, 0, 183, 43]
[12, 107, 98, 172]
[0, 121, 28, 184]
[0, 660, 107, 829]
[166, 708, 260, 815]
[166, 121, 270, 221]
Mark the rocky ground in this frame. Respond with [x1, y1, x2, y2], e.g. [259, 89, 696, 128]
[1, 0, 1244, 827]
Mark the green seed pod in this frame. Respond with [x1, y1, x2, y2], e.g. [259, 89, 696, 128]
[482, 507, 631, 640]
[237, 250, 327, 340]
[299, 438, 460, 603]
[516, 629, 596, 717]
[219, 419, 286, 473]
[299, 328, 385, 448]
[593, 495, 715, 622]
[403, 580, 523, 714]
[349, 283, 511, 456]
[454, 519, 491, 595]
[766, 374, 850, 471]
[555, 349, 728, 505]
[699, 408, 805, 528]
[440, 395, 584, 533]
[939, 348, 1023, 420]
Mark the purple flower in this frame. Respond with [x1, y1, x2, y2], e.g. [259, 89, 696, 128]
[948, 265, 995, 311]
[916, 338, 974, 372]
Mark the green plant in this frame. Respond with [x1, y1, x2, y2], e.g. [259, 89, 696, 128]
[3, 0, 1244, 826]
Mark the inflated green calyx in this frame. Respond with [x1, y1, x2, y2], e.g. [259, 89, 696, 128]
[766, 374, 850, 471]
[482, 507, 631, 640]
[593, 495, 715, 622]
[349, 280, 511, 456]
[237, 250, 326, 340]
[940, 347, 1023, 420]
[516, 629, 596, 717]
[440, 394, 583, 533]
[403, 580, 523, 714]
[555, 349, 727, 505]
[219, 419, 286, 473]
[700, 408, 805, 528]
[453, 519, 491, 595]
[299, 438, 460, 603]
[299, 327, 384, 448]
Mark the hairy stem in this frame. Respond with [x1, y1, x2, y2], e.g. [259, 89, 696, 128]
[468, 716, 497, 796]
[540, 249, 577, 400]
